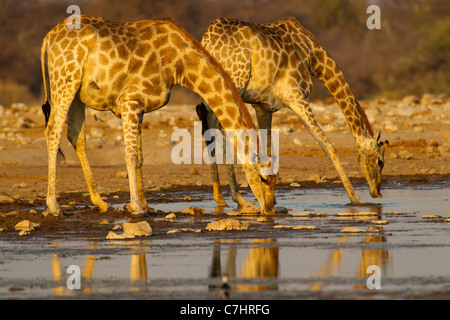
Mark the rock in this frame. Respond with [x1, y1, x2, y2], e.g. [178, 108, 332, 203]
[0, 195, 15, 204]
[106, 231, 135, 240]
[290, 182, 301, 187]
[90, 127, 104, 138]
[398, 150, 414, 160]
[273, 225, 293, 229]
[206, 219, 248, 231]
[167, 228, 201, 234]
[422, 215, 442, 219]
[341, 227, 366, 233]
[293, 225, 318, 230]
[383, 120, 398, 133]
[240, 202, 260, 214]
[165, 213, 176, 220]
[371, 220, 389, 225]
[15, 220, 40, 232]
[0, 227, 6, 232]
[292, 211, 312, 217]
[116, 171, 128, 178]
[13, 182, 27, 188]
[274, 206, 288, 213]
[293, 137, 302, 146]
[107, 118, 122, 129]
[122, 221, 152, 237]
[183, 207, 205, 215]
[337, 211, 380, 217]
[183, 196, 192, 201]
[226, 211, 241, 216]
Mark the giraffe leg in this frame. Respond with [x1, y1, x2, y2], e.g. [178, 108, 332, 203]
[197, 102, 227, 207]
[216, 111, 247, 207]
[119, 101, 145, 216]
[44, 98, 74, 216]
[67, 98, 109, 212]
[211, 162, 228, 207]
[288, 94, 361, 204]
[136, 113, 153, 213]
[254, 104, 277, 205]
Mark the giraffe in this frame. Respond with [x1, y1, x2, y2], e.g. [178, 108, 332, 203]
[197, 17, 388, 206]
[40, 15, 276, 216]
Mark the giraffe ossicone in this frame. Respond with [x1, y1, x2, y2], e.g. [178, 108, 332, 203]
[197, 17, 388, 207]
[41, 15, 276, 217]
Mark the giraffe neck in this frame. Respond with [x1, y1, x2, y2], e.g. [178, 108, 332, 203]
[276, 18, 373, 146]
[312, 47, 374, 146]
[166, 21, 255, 134]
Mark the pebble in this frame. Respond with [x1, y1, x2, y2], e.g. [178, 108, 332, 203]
[183, 207, 205, 215]
[371, 220, 389, 225]
[205, 219, 248, 231]
[274, 206, 288, 213]
[291, 211, 312, 217]
[167, 228, 201, 234]
[293, 225, 318, 230]
[341, 227, 366, 233]
[422, 215, 442, 219]
[293, 137, 302, 146]
[15, 220, 40, 232]
[106, 231, 135, 240]
[116, 171, 128, 178]
[240, 202, 260, 214]
[273, 224, 293, 229]
[226, 211, 241, 216]
[0, 195, 15, 204]
[338, 211, 379, 217]
[165, 213, 176, 220]
[398, 150, 414, 160]
[12, 182, 27, 188]
[122, 221, 152, 237]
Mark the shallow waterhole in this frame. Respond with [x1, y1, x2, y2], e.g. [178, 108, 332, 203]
[0, 182, 448, 299]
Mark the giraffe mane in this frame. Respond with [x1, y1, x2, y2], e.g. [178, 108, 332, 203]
[355, 101, 374, 138]
[163, 18, 256, 132]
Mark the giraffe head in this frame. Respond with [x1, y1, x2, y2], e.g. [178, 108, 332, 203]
[357, 131, 389, 198]
[243, 157, 277, 214]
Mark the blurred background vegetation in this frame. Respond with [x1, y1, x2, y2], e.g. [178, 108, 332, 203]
[0, 0, 449, 106]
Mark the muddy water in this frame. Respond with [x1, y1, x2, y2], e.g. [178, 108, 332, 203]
[0, 182, 449, 299]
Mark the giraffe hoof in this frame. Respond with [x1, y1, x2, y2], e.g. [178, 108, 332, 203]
[144, 206, 155, 214]
[216, 200, 228, 207]
[43, 209, 62, 218]
[125, 203, 148, 217]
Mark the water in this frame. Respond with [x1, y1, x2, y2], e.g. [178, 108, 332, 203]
[0, 183, 449, 299]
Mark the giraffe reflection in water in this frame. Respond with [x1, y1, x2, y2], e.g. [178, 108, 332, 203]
[51, 241, 149, 296]
[50, 217, 390, 296]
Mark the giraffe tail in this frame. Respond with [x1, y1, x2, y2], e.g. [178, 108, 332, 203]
[195, 102, 209, 135]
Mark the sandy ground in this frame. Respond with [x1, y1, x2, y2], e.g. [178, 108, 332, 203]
[0, 93, 449, 231]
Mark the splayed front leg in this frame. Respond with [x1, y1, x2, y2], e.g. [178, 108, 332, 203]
[121, 102, 146, 217]
[67, 98, 110, 213]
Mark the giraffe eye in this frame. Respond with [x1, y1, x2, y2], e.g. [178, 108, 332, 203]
[260, 175, 268, 184]
[377, 159, 384, 167]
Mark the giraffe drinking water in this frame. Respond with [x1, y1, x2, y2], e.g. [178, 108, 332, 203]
[196, 17, 388, 206]
[41, 15, 276, 216]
